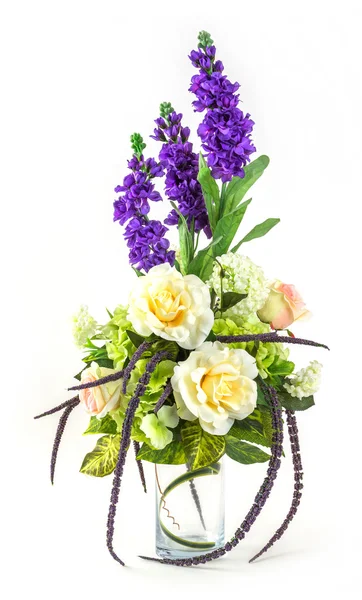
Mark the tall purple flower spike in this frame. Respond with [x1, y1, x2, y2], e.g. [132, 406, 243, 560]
[139, 384, 283, 566]
[122, 340, 153, 394]
[249, 410, 303, 562]
[106, 350, 173, 566]
[34, 396, 79, 419]
[68, 369, 125, 391]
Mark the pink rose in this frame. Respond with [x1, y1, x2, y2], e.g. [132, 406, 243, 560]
[79, 363, 122, 419]
[257, 281, 310, 330]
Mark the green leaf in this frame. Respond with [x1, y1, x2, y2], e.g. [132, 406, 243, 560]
[126, 329, 147, 348]
[137, 440, 187, 464]
[225, 437, 271, 464]
[268, 357, 295, 376]
[181, 421, 226, 470]
[80, 435, 121, 477]
[222, 155, 270, 216]
[212, 199, 252, 258]
[278, 391, 315, 411]
[256, 382, 270, 407]
[197, 161, 220, 231]
[171, 202, 194, 274]
[187, 235, 223, 281]
[221, 291, 248, 311]
[228, 409, 272, 448]
[83, 414, 118, 435]
[132, 267, 144, 277]
[231, 218, 280, 252]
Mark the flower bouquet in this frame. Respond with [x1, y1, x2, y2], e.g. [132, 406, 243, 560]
[35, 31, 327, 568]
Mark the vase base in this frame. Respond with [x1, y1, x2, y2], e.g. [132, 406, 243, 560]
[156, 535, 224, 560]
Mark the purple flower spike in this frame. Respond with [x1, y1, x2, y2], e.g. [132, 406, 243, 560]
[50, 399, 80, 485]
[189, 34, 256, 182]
[133, 441, 147, 493]
[34, 396, 79, 419]
[152, 105, 211, 238]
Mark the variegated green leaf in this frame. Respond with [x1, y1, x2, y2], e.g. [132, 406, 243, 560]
[228, 409, 272, 448]
[181, 421, 225, 470]
[137, 441, 187, 465]
[225, 437, 270, 464]
[80, 434, 120, 477]
[83, 414, 118, 435]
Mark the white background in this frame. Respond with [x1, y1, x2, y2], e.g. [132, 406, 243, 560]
[1, 0, 361, 598]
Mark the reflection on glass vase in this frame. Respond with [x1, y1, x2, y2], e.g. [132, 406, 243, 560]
[155, 460, 225, 559]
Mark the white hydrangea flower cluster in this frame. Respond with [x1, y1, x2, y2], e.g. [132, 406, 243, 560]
[284, 360, 322, 399]
[208, 253, 270, 318]
[72, 305, 98, 348]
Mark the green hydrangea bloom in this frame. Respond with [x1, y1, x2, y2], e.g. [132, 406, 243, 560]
[213, 315, 290, 379]
[101, 305, 136, 370]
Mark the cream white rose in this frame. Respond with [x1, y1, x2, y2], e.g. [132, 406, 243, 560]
[171, 341, 258, 435]
[127, 263, 214, 350]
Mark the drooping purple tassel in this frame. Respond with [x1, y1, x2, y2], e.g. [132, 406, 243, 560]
[106, 350, 173, 566]
[68, 369, 124, 391]
[133, 441, 147, 493]
[153, 380, 172, 413]
[34, 396, 79, 419]
[139, 384, 284, 567]
[50, 398, 80, 484]
[216, 333, 329, 350]
[249, 410, 303, 563]
[122, 341, 153, 394]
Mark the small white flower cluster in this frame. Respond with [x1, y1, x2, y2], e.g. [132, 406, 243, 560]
[284, 360, 323, 399]
[72, 305, 98, 348]
[208, 253, 270, 318]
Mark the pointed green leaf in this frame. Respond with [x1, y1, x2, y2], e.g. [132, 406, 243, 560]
[278, 391, 315, 411]
[187, 235, 223, 281]
[137, 441, 187, 464]
[197, 163, 220, 231]
[80, 434, 121, 477]
[181, 421, 226, 470]
[225, 437, 271, 464]
[228, 409, 272, 448]
[126, 329, 147, 348]
[212, 199, 252, 258]
[83, 414, 118, 435]
[222, 155, 270, 216]
[171, 202, 194, 274]
[221, 291, 248, 311]
[231, 218, 280, 252]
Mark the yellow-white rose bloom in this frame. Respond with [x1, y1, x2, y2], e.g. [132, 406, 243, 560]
[127, 263, 214, 350]
[171, 341, 258, 435]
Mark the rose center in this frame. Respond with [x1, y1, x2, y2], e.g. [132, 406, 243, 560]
[150, 288, 189, 326]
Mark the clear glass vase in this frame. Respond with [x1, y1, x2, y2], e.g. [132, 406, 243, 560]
[155, 460, 225, 559]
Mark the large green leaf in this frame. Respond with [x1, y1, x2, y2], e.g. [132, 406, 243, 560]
[181, 421, 226, 469]
[268, 357, 295, 376]
[221, 155, 270, 216]
[211, 199, 252, 258]
[231, 218, 280, 252]
[278, 391, 315, 411]
[221, 291, 248, 312]
[228, 409, 272, 448]
[225, 437, 270, 464]
[187, 235, 223, 281]
[137, 440, 187, 464]
[198, 156, 220, 231]
[83, 414, 118, 435]
[175, 208, 194, 274]
[80, 434, 120, 477]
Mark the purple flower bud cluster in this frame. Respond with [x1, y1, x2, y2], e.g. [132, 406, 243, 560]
[189, 44, 256, 183]
[106, 350, 173, 566]
[249, 410, 304, 562]
[113, 152, 175, 272]
[139, 384, 284, 567]
[50, 398, 80, 485]
[151, 110, 211, 238]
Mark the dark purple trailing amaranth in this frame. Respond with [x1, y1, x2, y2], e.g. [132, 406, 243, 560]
[68, 369, 125, 392]
[249, 410, 303, 562]
[122, 340, 153, 394]
[153, 380, 172, 413]
[139, 384, 283, 567]
[189, 31, 256, 183]
[152, 103, 211, 238]
[215, 333, 329, 351]
[106, 350, 174, 566]
[133, 441, 147, 494]
[50, 398, 80, 485]
[34, 396, 79, 419]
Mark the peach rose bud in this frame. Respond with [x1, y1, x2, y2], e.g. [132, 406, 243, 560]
[257, 281, 310, 330]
